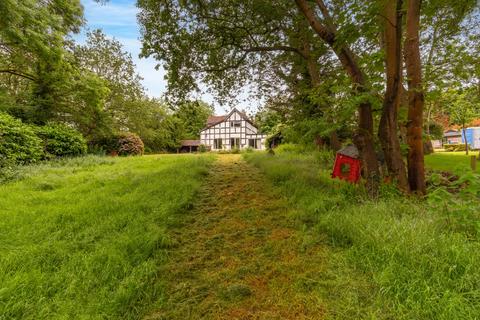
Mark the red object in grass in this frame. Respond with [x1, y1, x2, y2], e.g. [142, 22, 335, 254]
[332, 145, 361, 183]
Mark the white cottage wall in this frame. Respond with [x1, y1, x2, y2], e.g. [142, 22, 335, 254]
[200, 109, 267, 150]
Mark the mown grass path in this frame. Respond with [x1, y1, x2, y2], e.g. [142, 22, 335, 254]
[148, 154, 327, 319]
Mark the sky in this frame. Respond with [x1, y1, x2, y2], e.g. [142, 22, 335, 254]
[75, 0, 256, 115]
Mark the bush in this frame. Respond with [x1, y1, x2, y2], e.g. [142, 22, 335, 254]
[0, 112, 42, 166]
[89, 132, 144, 156]
[198, 144, 207, 153]
[36, 124, 87, 159]
[444, 143, 469, 152]
[117, 133, 144, 156]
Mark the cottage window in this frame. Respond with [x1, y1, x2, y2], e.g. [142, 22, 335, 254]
[230, 138, 240, 148]
[230, 121, 241, 128]
[248, 139, 258, 149]
[214, 138, 222, 149]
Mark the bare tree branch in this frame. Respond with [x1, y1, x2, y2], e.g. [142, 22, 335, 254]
[0, 69, 36, 81]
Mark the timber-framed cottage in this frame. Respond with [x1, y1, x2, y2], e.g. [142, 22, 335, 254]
[199, 108, 266, 150]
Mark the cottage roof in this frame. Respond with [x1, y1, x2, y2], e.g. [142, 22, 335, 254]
[201, 108, 257, 131]
[181, 140, 201, 147]
[337, 145, 359, 159]
[444, 130, 461, 137]
[206, 115, 226, 126]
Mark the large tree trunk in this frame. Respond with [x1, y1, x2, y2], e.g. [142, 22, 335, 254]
[295, 0, 380, 195]
[378, 0, 409, 192]
[404, 0, 426, 194]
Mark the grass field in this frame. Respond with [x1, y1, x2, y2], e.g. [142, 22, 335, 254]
[425, 151, 479, 175]
[244, 148, 480, 319]
[1, 150, 479, 319]
[0, 154, 213, 319]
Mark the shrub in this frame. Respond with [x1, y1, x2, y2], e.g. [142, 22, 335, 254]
[117, 133, 144, 156]
[0, 112, 42, 166]
[36, 124, 87, 158]
[444, 143, 469, 152]
[198, 144, 207, 153]
[89, 132, 144, 156]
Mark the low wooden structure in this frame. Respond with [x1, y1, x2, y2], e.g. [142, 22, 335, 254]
[179, 140, 201, 153]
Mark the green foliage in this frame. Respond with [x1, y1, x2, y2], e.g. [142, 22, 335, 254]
[198, 144, 207, 153]
[445, 88, 479, 129]
[70, 71, 112, 141]
[427, 121, 445, 140]
[254, 108, 282, 135]
[444, 143, 469, 152]
[0, 112, 42, 166]
[0, 154, 214, 319]
[174, 100, 213, 139]
[89, 132, 144, 156]
[35, 123, 87, 158]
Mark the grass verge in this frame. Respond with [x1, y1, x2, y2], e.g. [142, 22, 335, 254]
[0, 154, 214, 319]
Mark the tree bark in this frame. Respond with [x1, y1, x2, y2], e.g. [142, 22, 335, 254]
[295, 0, 380, 195]
[404, 0, 426, 194]
[378, 0, 409, 192]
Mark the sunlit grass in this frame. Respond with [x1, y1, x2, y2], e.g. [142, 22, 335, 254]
[0, 154, 214, 319]
[244, 148, 480, 319]
[425, 151, 479, 175]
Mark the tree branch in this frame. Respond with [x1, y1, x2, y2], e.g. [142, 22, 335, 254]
[0, 69, 36, 81]
[243, 45, 308, 59]
[295, 0, 335, 45]
[314, 0, 337, 32]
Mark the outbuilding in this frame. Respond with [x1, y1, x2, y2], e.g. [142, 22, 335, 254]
[179, 140, 201, 153]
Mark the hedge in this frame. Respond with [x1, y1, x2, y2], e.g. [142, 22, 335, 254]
[36, 124, 87, 158]
[0, 112, 43, 166]
[444, 143, 469, 152]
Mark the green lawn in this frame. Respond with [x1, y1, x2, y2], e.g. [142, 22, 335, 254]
[425, 151, 479, 175]
[244, 149, 480, 319]
[0, 154, 213, 319]
[2, 150, 480, 319]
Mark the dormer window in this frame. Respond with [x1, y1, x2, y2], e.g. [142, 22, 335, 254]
[230, 121, 241, 127]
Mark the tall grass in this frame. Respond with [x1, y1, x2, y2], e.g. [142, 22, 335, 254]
[0, 154, 214, 319]
[244, 147, 480, 319]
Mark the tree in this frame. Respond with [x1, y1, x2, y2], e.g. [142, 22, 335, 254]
[73, 29, 145, 130]
[404, 0, 426, 194]
[174, 101, 213, 139]
[254, 107, 282, 135]
[294, 0, 381, 194]
[0, 0, 84, 110]
[137, 0, 478, 195]
[445, 89, 479, 155]
[138, 0, 382, 194]
[378, 0, 409, 192]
